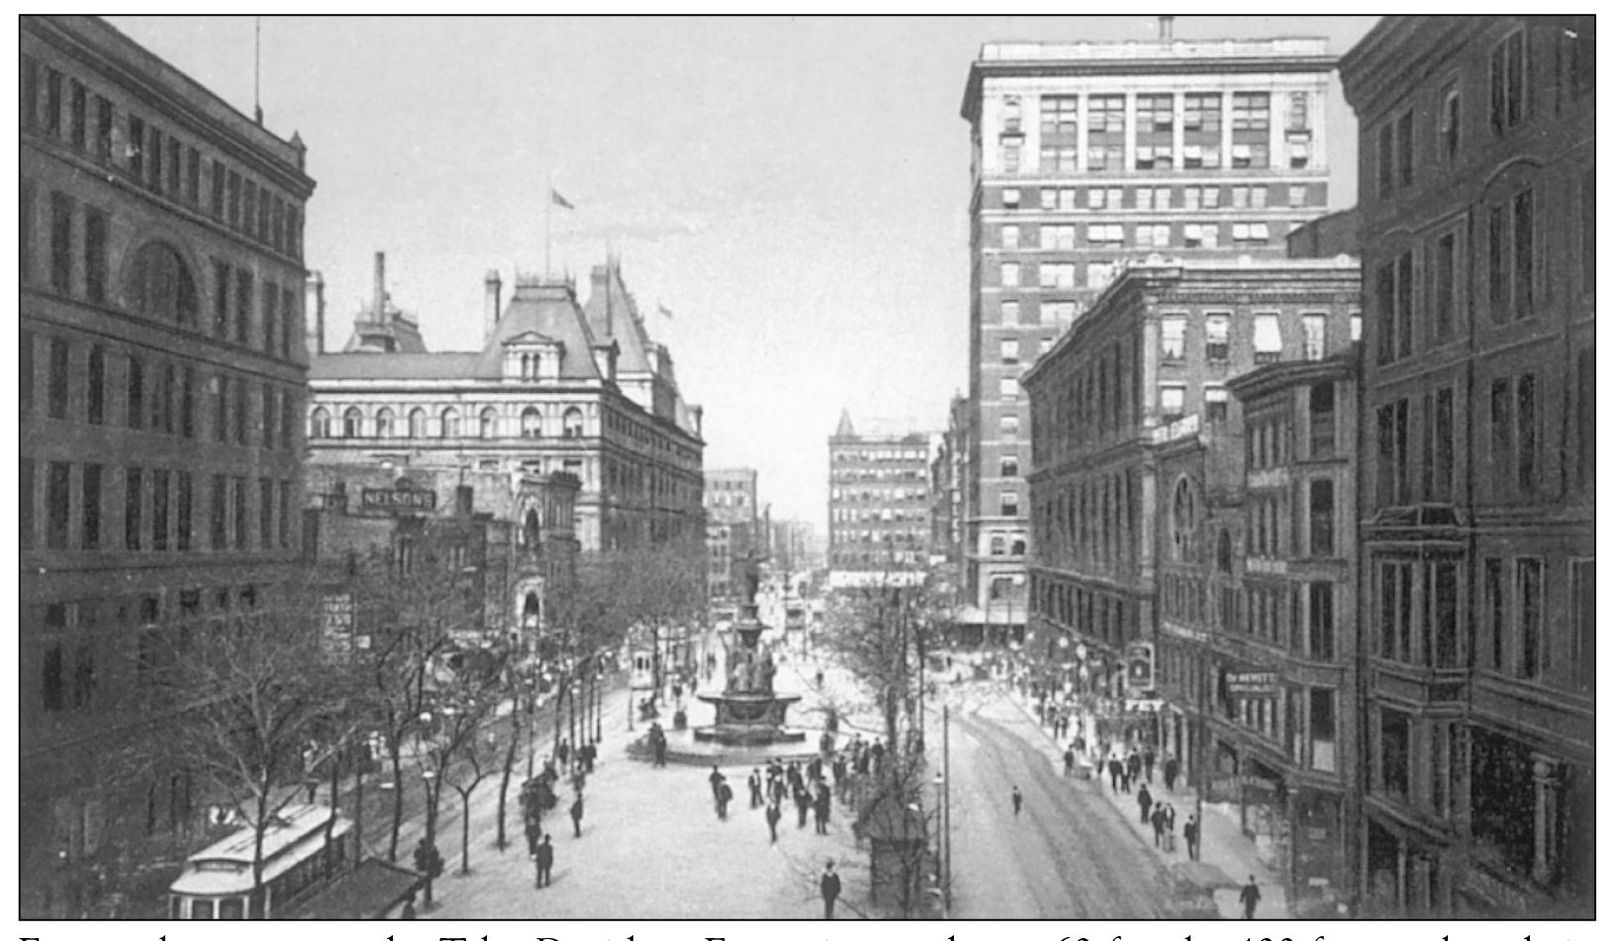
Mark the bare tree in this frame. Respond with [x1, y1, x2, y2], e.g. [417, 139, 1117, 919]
[133, 595, 349, 919]
[575, 545, 706, 703]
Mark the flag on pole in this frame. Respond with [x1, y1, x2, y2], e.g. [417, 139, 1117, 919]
[658, 303, 674, 320]
[551, 188, 576, 210]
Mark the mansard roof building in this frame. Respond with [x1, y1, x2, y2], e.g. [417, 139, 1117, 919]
[308, 257, 705, 556]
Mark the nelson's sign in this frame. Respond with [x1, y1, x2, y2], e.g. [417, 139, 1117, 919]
[360, 487, 437, 512]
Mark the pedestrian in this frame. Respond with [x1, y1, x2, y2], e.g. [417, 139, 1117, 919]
[571, 765, 586, 795]
[795, 786, 811, 828]
[718, 779, 733, 819]
[400, 894, 417, 919]
[1151, 803, 1165, 847]
[1163, 755, 1179, 792]
[534, 834, 554, 887]
[814, 782, 832, 835]
[557, 737, 571, 768]
[870, 740, 885, 770]
[1162, 803, 1176, 852]
[709, 764, 724, 800]
[569, 794, 584, 837]
[583, 741, 597, 773]
[1126, 749, 1141, 787]
[650, 723, 667, 767]
[1012, 785, 1023, 817]
[1239, 875, 1262, 919]
[819, 860, 842, 919]
[1108, 757, 1124, 793]
[1136, 783, 1153, 824]
[1063, 747, 1076, 778]
[1143, 747, 1156, 784]
[524, 812, 541, 857]
[749, 768, 764, 809]
[1184, 815, 1200, 861]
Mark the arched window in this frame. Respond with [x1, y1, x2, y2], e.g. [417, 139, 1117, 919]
[521, 591, 541, 628]
[1171, 477, 1197, 563]
[479, 407, 497, 439]
[309, 407, 331, 439]
[342, 407, 363, 438]
[562, 407, 584, 438]
[441, 407, 462, 438]
[521, 407, 542, 439]
[407, 408, 426, 438]
[524, 509, 541, 547]
[124, 242, 199, 326]
[375, 407, 395, 439]
[1216, 528, 1233, 574]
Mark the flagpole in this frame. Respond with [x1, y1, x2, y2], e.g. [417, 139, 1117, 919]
[545, 175, 552, 279]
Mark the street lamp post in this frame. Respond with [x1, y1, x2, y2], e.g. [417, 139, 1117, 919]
[940, 703, 951, 915]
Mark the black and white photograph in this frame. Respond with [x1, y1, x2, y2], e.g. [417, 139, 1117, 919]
[15, 12, 1600, 930]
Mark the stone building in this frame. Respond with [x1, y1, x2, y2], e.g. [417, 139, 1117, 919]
[307, 258, 705, 560]
[705, 467, 761, 601]
[19, 15, 315, 917]
[958, 23, 1337, 649]
[1341, 15, 1594, 917]
[1023, 257, 1360, 734]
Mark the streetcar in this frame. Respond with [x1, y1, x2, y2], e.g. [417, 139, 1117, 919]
[167, 803, 354, 919]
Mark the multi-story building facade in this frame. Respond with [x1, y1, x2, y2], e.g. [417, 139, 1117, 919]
[704, 468, 760, 601]
[303, 463, 579, 661]
[827, 410, 934, 590]
[307, 259, 705, 561]
[1024, 258, 1360, 729]
[959, 29, 1337, 649]
[1341, 15, 1594, 917]
[19, 15, 316, 917]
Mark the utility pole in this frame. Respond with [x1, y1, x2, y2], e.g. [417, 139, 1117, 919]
[942, 700, 951, 915]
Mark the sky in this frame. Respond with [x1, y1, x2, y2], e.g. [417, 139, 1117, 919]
[108, 15, 1380, 525]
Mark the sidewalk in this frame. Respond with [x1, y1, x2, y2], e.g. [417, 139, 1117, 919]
[999, 684, 1289, 919]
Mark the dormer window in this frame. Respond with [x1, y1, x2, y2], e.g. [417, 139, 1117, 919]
[503, 333, 563, 382]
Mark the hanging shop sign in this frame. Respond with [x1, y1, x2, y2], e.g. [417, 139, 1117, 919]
[1226, 670, 1278, 697]
[1125, 641, 1155, 690]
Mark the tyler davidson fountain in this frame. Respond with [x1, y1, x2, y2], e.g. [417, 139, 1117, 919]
[694, 602, 805, 746]
[635, 601, 824, 765]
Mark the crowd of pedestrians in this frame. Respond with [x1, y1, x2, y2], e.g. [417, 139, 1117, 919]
[521, 735, 602, 890]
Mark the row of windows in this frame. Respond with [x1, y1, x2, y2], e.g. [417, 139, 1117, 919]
[827, 550, 929, 569]
[20, 459, 293, 555]
[1000, 141, 1311, 176]
[1030, 579, 1132, 651]
[602, 408, 700, 467]
[1244, 478, 1337, 561]
[21, 54, 304, 261]
[830, 447, 930, 462]
[990, 221, 1291, 272]
[1028, 339, 1136, 464]
[19, 331, 298, 451]
[1002, 91, 1309, 137]
[830, 507, 929, 525]
[830, 467, 929, 483]
[1032, 470, 1135, 574]
[828, 530, 928, 547]
[310, 404, 586, 441]
[998, 182, 1318, 222]
[1372, 359, 1592, 510]
[1373, 27, 1591, 203]
[1161, 571, 1339, 665]
[1373, 555, 1594, 692]
[1247, 385, 1339, 471]
[829, 486, 929, 502]
[19, 183, 301, 363]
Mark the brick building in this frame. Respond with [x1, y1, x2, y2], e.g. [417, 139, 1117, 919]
[958, 25, 1337, 648]
[704, 467, 761, 601]
[1341, 15, 1594, 917]
[20, 15, 315, 917]
[1023, 257, 1360, 735]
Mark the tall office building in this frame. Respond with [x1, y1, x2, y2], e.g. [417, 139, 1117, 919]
[958, 22, 1336, 645]
[705, 467, 760, 601]
[20, 15, 316, 916]
[1341, 15, 1594, 917]
[827, 410, 934, 590]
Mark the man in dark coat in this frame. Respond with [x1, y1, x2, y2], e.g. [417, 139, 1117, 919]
[1012, 785, 1024, 817]
[1136, 783, 1153, 823]
[748, 768, 764, 808]
[1150, 803, 1165, 846]
[534, 834, 554, 888]
[795, 785, 811, 828]
[1184, 814, 1200, 860]
[765, 800, 781, 843]
[524, 811, 541, 857]
[709, 765, 724, 801]
[814, 781, 832, 834]
[557, 738, 571, 768]
[1063, 747, 1076, 778]
[1239, 875, 1262, 919]
[819, 860, 842, 919]
[1126, 749, 1141, 787]
[1142, 746, 1156, 784]
[569, 794, 584, 837]
[1108, 756, 1124, 793]
[717, 779, 733, 819]
[1163, 756, 1180, 792]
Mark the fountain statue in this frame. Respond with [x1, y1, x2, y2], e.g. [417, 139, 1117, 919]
[693, 602, 804, 746]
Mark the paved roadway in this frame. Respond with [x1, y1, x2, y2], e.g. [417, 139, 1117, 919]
[942, 683, 1178, 918]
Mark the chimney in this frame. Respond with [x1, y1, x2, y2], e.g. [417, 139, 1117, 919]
[372, 252, 386, 322]
[691, 404, 704, 439]
[305, 270, 326, 355]
[484, 269, 503, 341]
[1158, 15, 1174, 41]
